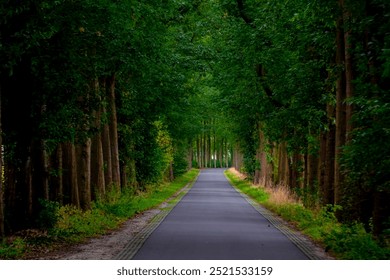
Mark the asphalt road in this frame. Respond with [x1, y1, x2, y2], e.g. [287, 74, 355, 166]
[133, 168, 309, 260]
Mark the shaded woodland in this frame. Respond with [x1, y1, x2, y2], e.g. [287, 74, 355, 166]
[1, 0, 389, 242]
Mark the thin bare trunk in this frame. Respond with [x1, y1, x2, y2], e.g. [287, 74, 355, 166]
[289, 153, 300, 190]
[25, 147, 33, 218]
[307, 148, 319, 191]
[202, 127, 207, 168]
[322, 105, 336, 205]
[207, 131, 212, 167]
[91, 79, 105, 200]
[169, 161, 174, 181]
[334, 2, 347, 205]
[102, 117, 113, 187]
[213, 129, 217, 168]
[344, 8, 354, 138]
[196, 137, 201, 168]
[188, 142, 193, 169]
[91, 133, 105, 200]
[77, 139, 92, 210]
[225, 139, 229, 168]
[0, 85, 4, 238]
[41, 139, 49, 200]
[278, 142, 289, 185]
[101, 78, 113, 187]
[108, 75, 120, 189]
[120, 164, 128, 188]
[63, 142, 80, 208]
[56, 145, 64, 204]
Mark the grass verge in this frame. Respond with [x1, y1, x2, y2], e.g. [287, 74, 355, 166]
[225, 168, 390, 260]
[0, 168, 199, 259]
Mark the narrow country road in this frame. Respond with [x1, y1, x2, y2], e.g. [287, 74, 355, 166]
[131, 169, 309, 260]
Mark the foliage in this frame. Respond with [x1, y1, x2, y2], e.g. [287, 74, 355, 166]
[55, 168, 199, 240]
[0, 238, 27, 260]
[225, 169, 390, 259]
[0, 169, 199, 259]
[36, 199, 60, 230]
[325, 223, 390, 260]
[1, 0, 390, 257]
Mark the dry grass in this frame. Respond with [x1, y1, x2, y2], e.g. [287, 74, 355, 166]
[266, 184, 299, 205]
[227, 167, 247, 180]
[229, 167, 300, 206]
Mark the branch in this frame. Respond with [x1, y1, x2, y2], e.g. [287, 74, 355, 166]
[236, 0, 255, 27]
[255, 64, 283, 108]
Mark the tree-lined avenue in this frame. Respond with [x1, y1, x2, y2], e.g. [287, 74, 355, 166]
[133, 169, 308, 260]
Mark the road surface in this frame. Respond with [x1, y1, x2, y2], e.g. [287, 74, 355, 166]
[133, 168, 309, 260]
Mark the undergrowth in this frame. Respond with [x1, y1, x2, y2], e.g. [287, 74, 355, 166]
[0, 169, 199, 259]
[225, 168, 390, 260]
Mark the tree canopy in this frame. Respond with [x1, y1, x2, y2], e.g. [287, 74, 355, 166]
[1, 0, 389, 241]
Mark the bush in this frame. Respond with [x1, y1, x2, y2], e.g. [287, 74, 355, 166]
[36, 199, 60, 230]
[325, 223, 390, 259]
[0, 238, 27, 260]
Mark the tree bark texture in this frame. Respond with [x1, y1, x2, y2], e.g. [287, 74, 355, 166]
[334, 2, 347, 205]
[0, 85, 4, 238]
[77, 139, 92, 210]
[108, 75, 121, 189]
[62, 142, 80, 208]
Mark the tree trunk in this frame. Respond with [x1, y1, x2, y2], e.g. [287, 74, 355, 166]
[318, 105, 335, 205]
[203, 127, 206, 168]
[0, 85, 4, 238]
[196, 137, 201, 168]
[334, 2, 347, 205]
[221, 138, 224, 168]
[208, 132, 212, 168]
[55, 145, 64, 204]
[218, 140, 222, 168]
[188, 142, 193, 169]
[120, 164, 128, 189]
[63, 142, 80, 208]
[278, 142, 289, 185]
[289, 153, 300, 190]
[108, 75, 121, 189]
[306, 146, 319, 207]
[102, 114, 113, 187]
[77, 139, 92, 210]
[41, 139, 50, 200]
[128, 157, 137, 188]
[169, 161, 174, 181]
[91, 132, 105, 200]
[25, 147, 33, 219]
[213, 129, 217, 168]
[344, 6, 354, 138]
[259, 131, 268, 186]
[91, 79, 105, 199]
[225, 139, 229, 168]
[254, 149, 261, 185]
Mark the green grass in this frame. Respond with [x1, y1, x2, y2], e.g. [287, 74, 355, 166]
[0, 168, 199, 259]
[225, 169, 390, 260]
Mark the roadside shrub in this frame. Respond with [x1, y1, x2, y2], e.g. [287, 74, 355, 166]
[0, 238, 27, 260]
[36, 199, 60, 230]
[325, 223, 390, 259]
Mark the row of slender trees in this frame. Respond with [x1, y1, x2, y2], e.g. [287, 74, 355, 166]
[207, 0, 390, 236]
[0, 0, 209, 237]
[1, 0, 389, 240]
